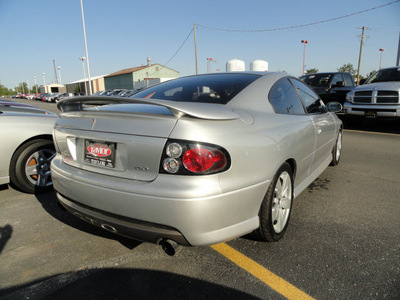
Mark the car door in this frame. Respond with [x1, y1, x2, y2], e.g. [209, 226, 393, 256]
[268, 78, 316, 188]
[290, 78, 336, 174]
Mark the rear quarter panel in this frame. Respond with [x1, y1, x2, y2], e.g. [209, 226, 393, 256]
[169, 111, 315, 199]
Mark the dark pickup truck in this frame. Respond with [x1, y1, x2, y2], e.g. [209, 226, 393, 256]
[299, 72, 355, 105]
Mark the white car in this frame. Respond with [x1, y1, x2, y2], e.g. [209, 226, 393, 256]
[0, 100, 57, 193]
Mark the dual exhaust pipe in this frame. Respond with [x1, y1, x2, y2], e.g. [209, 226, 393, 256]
[160, 239, 182, 256]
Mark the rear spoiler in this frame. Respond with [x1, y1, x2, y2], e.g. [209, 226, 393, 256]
[57, 96, 239, 120]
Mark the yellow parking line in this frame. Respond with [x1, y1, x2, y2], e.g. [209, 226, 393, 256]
[211, 243, 315, 300]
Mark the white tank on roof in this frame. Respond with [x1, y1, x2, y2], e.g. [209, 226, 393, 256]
[226, 59, 245, 72]
[250, 60, 268, 71]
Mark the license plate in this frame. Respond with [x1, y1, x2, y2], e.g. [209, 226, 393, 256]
[364, 111, 377, 118]
[84, 140, 116, 168]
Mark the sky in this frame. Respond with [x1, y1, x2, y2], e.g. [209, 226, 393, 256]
[0, 0, 399, 90]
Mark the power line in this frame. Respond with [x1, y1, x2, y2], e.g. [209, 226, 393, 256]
[197, 1, 400, 32]
[147, 27, 194, 76]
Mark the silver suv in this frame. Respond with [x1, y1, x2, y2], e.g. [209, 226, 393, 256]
[344, 66, 400, 119]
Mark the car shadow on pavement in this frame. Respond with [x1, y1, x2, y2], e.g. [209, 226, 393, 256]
[0, 268, 261, 300]
[34, 190, 141, 250]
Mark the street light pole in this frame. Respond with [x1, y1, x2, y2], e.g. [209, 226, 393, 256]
[57, 66, 62, 84]
[52, 59, 58, 84]
[42, 73, 46, 92]
[80, 0, 93, 95]
[34, 76, 37, 93]
[379, 49, 384, 69]
[79, 57, 88, 94]
[301, 40, 309, 75]
[207, 58, 215, 73]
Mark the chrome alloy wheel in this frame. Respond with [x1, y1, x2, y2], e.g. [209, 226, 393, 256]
[271, 171, 292, 233]
[25, 149, 56, 187]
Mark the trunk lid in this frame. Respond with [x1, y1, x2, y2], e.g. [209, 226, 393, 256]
[54, 97, 239, 182]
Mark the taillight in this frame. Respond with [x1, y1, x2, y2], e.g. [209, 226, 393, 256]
[160, 139, 230, 175]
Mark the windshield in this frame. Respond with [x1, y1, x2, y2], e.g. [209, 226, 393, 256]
[131, 73, 261, 104]
[366, 67, 400, 83]
[300, 74, 331, 87]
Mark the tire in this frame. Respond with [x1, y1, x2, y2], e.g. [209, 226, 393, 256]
[330, 130, 342, 166]
[255, 162, 294, 242]
[9, 139, 56, 194]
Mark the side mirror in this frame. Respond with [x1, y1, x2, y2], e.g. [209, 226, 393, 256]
[326, 102, 342, 113]
[359, 79, 366, 85]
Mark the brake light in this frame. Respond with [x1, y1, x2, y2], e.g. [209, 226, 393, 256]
[183, 148, 226, 173]
[160, 140, 230, 175]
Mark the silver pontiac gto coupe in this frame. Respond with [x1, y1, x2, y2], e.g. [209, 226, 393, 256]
[51, 72, 342, 254]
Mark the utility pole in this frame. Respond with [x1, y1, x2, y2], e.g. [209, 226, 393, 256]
[356, 26, 368, 84]
[396, 32, 400, 66]
[194, 22, 198, 75]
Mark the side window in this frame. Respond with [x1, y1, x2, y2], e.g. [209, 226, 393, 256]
[290, 78, 325, 114]
[330, 74, 344, 86]
[269, 78, 305, 115]
[343, 74, 355, 86]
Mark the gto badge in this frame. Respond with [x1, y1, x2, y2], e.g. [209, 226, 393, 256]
[135, 166, 150, 171]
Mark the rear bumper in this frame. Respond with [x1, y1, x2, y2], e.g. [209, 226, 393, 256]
[343, 102, 400, 118]
[58, 193, 191, 246]
[51, 157, 269, 246]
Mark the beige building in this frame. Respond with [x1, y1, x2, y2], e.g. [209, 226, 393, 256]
[104, 58, 179, 90]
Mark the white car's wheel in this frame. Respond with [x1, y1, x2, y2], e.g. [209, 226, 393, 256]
[10, 139, 56, 193]
[256, 162, 294, 242]
[330, 130, 342, 166]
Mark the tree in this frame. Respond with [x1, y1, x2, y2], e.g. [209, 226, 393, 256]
[337, 63, 356, 76]
[0, 83, 13, 96]
[305, 68, 318, 75]
[30, 85, 40, 94]
[74, 85, 81, 93]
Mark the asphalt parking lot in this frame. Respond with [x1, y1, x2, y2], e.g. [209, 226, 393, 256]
[1, 99, 400, 299]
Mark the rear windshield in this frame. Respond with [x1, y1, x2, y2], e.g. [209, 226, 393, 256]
[300, 74, 331, 87]
[365, 67, 400, 83]
[131, 73, 261, 104]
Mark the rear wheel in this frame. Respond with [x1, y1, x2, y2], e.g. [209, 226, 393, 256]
[10, 139, 56, 194]
[255, 162, 294, 242]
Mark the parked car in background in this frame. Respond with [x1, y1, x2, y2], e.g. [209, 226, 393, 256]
[299, 72, 355, 105]
[344, 66, 400, 119]
[125, 88, 144, 97]
[51, 72, 342, 255]
[105, 89, 128, 97]
[92, 90, 113, 96]
[56, 92, 85, 103]
[37, 93, 51, 101]
[0, 100, 57, 193]
[46, 93, 62, 102]
[35, 93, 44, 100]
